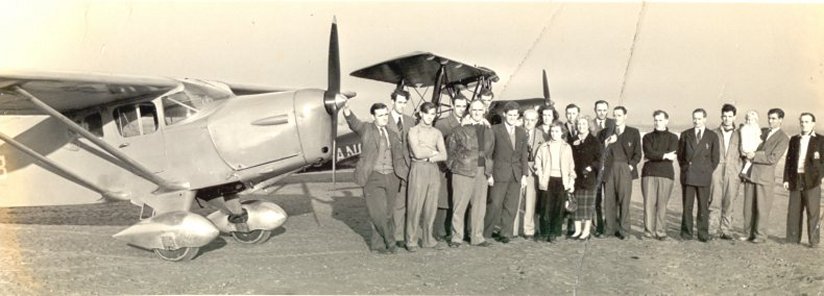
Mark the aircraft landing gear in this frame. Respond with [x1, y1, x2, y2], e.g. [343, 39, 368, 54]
[231, 229, 272, 244]
[153, 247, 200, 262]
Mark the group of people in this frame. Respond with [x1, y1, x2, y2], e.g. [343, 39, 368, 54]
[342, 89, 823, 254]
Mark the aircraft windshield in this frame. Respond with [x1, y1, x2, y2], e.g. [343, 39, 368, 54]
[162, 91, 213, 125]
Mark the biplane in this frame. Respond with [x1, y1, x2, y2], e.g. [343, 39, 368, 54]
[308, 51, 498, 170]
[0, 20, 352, 261]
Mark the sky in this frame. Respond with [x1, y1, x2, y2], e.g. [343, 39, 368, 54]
[2, 1, 823, 132]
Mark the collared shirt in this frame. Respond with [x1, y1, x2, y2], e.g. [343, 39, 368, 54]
[798, 133, 813, 173]
[695, 127, 705, 141]
[376, 124, 390, 148]
[721, 127, 734, 154]
[596, 118, 606, 129]
[391, 110, 404, 128]
[505, 122, 515, 135]
[615, 124, 626, 135]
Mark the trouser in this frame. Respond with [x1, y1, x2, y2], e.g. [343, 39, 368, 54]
[434, 170, 452, 240]
[363, 171, 399, 250]
[743, 181, 774, 240]
[786, 176, 821, 245]
[681, 184, 710, 240]
[604, 164, 632, 237]
[641, 176, 673, 238]
[406, 161, 441, 248]
[393, 180, 407, 242]
[451, 167, 488, 245]
[484, 179, 521, 239]
[514, 174, 538, 236]
[595, 183, 605, 235]
[540, 177, 565, 238]
[709, 165, 742, 236]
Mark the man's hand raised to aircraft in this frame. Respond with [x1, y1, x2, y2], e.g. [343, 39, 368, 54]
[341, 99, 351, 116]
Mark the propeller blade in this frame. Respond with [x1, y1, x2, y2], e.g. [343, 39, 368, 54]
[542, 69, 551, 104]
[328, 17, 340, 94]
[330, 102, 338, 190]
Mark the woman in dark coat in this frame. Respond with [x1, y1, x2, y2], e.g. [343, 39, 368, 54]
[569, 116, 603, 239]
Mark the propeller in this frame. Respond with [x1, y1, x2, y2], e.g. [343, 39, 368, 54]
[542, 69, 553, 107]
[323, 17, 351, 190]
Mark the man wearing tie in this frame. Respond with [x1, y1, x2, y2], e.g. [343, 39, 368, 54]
[600, 106, 642, 239]
[564, 104, 581, 140]
[484, 101, 529, 243]
[782, 112, 823, 248]
[677, 108, 720, 242]
[709, 104, 743, 240]
[386, 88, 414, 247]
[742, 108, 790, 243]
[591, 100, 615, 237]
[343, 102, 409, 254]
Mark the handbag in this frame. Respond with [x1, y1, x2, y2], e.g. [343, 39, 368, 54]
[564, 191, 577, 213]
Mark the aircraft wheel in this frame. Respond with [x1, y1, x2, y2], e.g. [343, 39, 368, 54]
[153, 247, 199, 262]
[231, 229, 272, 244]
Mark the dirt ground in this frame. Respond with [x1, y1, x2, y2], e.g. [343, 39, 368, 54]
[1, 168, 823, 295]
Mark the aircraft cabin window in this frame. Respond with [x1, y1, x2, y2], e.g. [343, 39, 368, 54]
[114, 103, 158, 137]
[162, 91, 212, 125]
[78, 113, 104, 137]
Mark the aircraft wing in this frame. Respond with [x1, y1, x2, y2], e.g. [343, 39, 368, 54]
[350, 51, 496, 87]
[0, 71, 180, 115]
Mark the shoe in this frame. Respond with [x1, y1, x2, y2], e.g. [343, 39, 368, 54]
[569, 233, 582, 240]
[809, 243, 820, 249]
[547, 236, 556, 243]
[738, 236, 751, 242]
[387, 245, 398, 254]
[751, 238, 764, 244]
[719, 233, 735, 240]
[657, 236, 669, 241]
[448, 242, 462, 248]
[578, 233, 591, 240]
[406, 245, 419, 252]
[524, 235, 534, 241]
[434, 242, 447, 250]
[617, 233, 627, 240]
[680, 233, 693, 241]
[498, 237, 511, 244]
[643, 232, 655, 239]
[396, 241, 406, 248]
[476, 241, 492, 247]
[698, 237, 711, 243]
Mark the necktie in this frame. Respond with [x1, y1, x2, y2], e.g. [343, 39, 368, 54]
[396, 117, 403, 134]
[508, 126, 516, 148]
[379, 127, 390, 148]
[599, 120, 604, 129]
[696, 129, 703, 143]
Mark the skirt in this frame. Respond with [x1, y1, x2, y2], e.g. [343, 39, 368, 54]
[573, 188, 596, 220]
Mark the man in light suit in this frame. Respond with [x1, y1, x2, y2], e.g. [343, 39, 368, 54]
[514, 109, 547, 239]
[591, 99, 615, 237]
[433, 94, 468, 241]
[742, 108, 790, 243]
[782, 112, 823, 248]
[678, 108, 720, 242]
[484, 101, 529, 244]
[709, 104, 743, 240]
[343, 102, 410, 254]
[386, 88, 415, 246]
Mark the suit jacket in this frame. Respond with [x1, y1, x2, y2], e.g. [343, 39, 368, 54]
[750, 128, 790, 185]
[491, 123, 529, 182]
[387, 112, 414, 176]
[599, 125, 642, 180]
[591, 117, 616, 142]
[564, 121, 578, 141]
[713, 126, 743, 177]
[571, 133, 604, 190]
[345, 112, 410, 187]
[678, 128, 720, 186]
[783, 133, 824, 190]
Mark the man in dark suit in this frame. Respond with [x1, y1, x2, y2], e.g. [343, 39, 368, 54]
[564, 104, 581, 141]
[343, 102, 410, 254]
[484, 101, 529, 243]
[433, 95, 468, 241]
[742, 108, 790, 243]
[782, 112, 823, 248]
[599, 106, 642, 239]
[386, 88, 415, 246]
[591, 100, 615, 237]
[677, 108, 720, 242]
[709, 104, 743, 240]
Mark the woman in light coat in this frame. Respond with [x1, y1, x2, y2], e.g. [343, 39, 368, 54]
[534, 121, 576, 243]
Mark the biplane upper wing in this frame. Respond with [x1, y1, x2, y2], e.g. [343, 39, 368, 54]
[0, 71, 180, 115]
[349, 51, 496, 87]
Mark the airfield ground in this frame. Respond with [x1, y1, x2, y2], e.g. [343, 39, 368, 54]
[1, 168, 823, 295]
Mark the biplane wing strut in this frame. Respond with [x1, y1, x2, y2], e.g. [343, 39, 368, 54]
[7, 86, 189, 195]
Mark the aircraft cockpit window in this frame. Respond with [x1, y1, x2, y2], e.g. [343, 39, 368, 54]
[114, 103, 158, 137]
[76, 113, 104, 138]
[162, 91, 213, 125]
